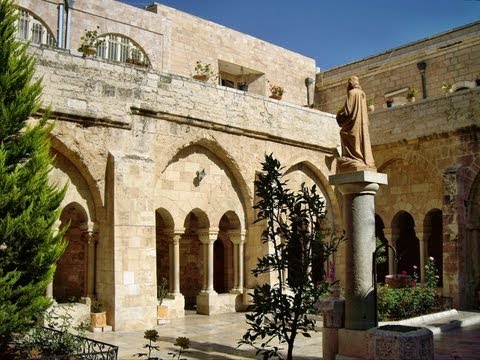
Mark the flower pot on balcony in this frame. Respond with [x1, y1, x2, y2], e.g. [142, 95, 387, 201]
[193, 74, 209, 82]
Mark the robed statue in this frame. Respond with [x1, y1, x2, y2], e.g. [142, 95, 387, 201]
[335, 76, 376, 173]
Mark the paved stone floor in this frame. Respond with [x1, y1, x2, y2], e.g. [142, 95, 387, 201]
[89, 311, 480, 359]
[433, 324, 480, 360]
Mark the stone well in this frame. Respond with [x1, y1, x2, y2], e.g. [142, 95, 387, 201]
[367, 325, 433, 360]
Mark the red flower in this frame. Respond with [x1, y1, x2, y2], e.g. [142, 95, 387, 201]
[401, 270, 407, 275]
[410, 280, 416, 287]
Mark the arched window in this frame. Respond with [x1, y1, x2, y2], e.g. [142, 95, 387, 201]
[16, 8, 56, 46]
[97, 34, 150, 67]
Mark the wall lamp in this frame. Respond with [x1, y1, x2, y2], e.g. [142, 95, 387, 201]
[196, 168, 206, 182]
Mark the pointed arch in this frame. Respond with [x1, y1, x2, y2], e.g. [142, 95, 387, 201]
[159, 137, 251, 230]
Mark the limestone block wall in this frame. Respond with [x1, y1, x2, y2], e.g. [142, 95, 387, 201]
[30, 46, 340, 330]
[316, 22, 480, 114]
[17, 0, 316, 106]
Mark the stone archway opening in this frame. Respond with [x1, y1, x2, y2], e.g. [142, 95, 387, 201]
[54, 202, 89, 302]
[392, 211, 420, 276]
[424, 209, 443, 286]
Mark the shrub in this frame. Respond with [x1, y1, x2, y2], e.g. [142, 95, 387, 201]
[377, 257, 444, 321]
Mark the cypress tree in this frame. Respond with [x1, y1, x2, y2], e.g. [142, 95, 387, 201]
[0, 0, 66, 350]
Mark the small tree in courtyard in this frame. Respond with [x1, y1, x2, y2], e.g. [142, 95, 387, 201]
[0, 0, 67, 351]
[239, 154, 342, 360]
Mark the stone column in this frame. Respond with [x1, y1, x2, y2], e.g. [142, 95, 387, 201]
[229, 230, 246, 293]
[197, 228, 219, 315]
[329, 171, 387, 330]
[198, 229, 219, 294]
[164, 230, 182, 295]
[418, 231, 425, 283]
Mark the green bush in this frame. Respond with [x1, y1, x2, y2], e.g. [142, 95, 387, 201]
[377, 257, 444, 321]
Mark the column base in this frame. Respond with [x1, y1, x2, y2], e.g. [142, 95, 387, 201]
[196, 291, 218, 315]
[158, 294, 185, 320]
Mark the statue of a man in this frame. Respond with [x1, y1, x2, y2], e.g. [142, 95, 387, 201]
[335, 76, 376, 173]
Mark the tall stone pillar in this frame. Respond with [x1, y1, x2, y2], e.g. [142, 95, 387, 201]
[329, 171, 387, 330]
[197, 228, 219, 314]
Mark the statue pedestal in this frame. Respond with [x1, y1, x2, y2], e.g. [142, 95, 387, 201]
[329, 171, 387, 330]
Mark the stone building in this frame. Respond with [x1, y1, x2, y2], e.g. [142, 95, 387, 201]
[15, 0, 340, 331]
[317, 21, 480, 309]
[13, 0, 479, 331]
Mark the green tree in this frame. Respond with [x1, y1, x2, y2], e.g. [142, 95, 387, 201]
[0, 0, 66, 351]
[239, 154, 341, 360]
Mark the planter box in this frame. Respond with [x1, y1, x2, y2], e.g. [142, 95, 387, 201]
[90, 312, 107, 328]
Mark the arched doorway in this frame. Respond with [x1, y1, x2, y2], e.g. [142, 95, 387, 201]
[392, 211, 420, 276]
[155, 209, 174, 295]
[182, 211, 208, 309]
[54, 202, 88, 302]
[424, 209, 443, 286]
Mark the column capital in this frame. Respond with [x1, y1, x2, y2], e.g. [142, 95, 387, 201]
[163, 229, 183, 243]
[198, 228, 219, 244]
[82, 230, 98, 245]
[228, 230, 247, 244]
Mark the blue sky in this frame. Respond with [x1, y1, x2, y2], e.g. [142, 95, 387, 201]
[117, 0, 480, 70]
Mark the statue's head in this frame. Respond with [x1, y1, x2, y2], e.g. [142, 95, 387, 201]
[347, 76, 361, 90]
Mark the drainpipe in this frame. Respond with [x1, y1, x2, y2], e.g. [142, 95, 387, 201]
[417, 61, 427, 99]
[305, 77, 314, 106]
[65, 0, 76, 50]
[57, 1, 64, 48]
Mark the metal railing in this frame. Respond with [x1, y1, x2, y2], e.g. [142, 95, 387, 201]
[24, 327, 118, 360]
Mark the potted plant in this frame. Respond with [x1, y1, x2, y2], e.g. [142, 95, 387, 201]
[157, 277, 169, 320]
[386, 98, 394, 108]
[406, 87, 417, 102]
[267, 80, 284, 100]
[367, 98, 375, 112]
[238, 82, 249, 91]
[90, 300, 106, 328]
[193, 61, 215, 82]
[442, 81, 453, 94]
[78, 26, 104, 57]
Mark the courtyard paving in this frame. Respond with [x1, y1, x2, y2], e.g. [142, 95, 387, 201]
[88, 310, 480, 360]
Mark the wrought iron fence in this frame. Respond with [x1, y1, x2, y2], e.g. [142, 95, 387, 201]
[22, 327, 118, 360]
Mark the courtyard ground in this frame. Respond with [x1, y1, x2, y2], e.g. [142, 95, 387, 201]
[88, 310, 480, 359]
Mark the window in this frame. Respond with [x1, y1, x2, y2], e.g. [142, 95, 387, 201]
[16, 9, 55, 46]
[97, 34, 150, 67]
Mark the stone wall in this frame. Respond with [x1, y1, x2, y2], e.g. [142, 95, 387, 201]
[316, 22, 480, 114]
